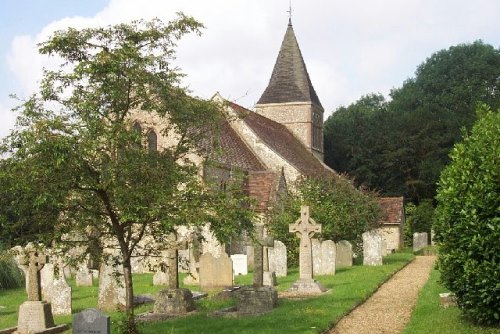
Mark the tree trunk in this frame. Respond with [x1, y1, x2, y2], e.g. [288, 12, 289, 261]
[122, 258, 134, 315]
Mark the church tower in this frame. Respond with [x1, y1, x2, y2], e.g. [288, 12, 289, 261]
[255, 19, 324, 161]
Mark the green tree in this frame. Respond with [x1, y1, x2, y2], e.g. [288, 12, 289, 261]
[324, 41, 500, 202]
[267, 176, 381, 265]
[434, 105, 500, 325]
[0, 16, 255, 328]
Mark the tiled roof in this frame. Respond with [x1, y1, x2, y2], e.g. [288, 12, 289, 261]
[200, 119, 266, 172]
[257, 21, 322, 107]
[378, 197, 405, 225]
[229, 102, 335, 178]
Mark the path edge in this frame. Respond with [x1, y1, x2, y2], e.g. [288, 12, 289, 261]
[321, 255, 418, 334]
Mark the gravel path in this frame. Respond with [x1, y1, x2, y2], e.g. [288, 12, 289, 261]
[329, 255, 437, 334]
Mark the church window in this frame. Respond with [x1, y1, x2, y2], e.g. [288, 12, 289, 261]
[147, 130, 158, 153]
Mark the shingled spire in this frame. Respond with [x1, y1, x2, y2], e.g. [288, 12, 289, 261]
[256, 20, 325, 161]
[257, 20, 322, 107]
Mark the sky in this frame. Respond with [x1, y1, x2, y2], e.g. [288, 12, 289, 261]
[0, 0, 499, 140]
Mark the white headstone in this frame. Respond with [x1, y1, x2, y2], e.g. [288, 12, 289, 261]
[320, 240, 336, 275]
[230, 254, 248, 275]
[268, 240, 287, 277]
[40, 263, 54, 302]
[311, 239, 322, 276]
[51, 278, 72, 315]
[363, 231, 383, 266]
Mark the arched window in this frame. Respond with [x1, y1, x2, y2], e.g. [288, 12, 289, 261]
[147, 130, 158, 153]
[132, 122, 142, 134]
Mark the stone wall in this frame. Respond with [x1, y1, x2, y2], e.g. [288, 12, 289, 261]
[376, 225, 402, 253]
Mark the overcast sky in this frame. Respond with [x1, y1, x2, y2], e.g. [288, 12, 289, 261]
[1, 0, 499, 139]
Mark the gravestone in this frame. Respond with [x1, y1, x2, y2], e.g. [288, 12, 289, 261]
[76, 267, 93, 287]
[288, 206, 327, 294]
[73, 308, 110, 334]
[336, 240, 353, 268]
[312, 240, 336, 275]
[153, 288, 195, 314]
[199, 252, 233, 290]
[311, 239, 322, 276]
[413, 232, 428, 252]
[183, 241, 201, 286]
[51, 278, 72, 315]
[234, 224, 277, 315]
[230, 254, 248, 275]
[268, 240, 287, 277]
[16, 244, 67, 334]
[40, 263, 54, 302]
[381, 239, 388, 256]
[363, 231, 383, 266]
[97, 262, 126, 311]
[321, 240, 336, 275]
[246, 245, 254, 271]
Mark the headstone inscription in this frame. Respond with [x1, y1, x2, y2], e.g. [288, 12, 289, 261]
[73, 308, 110, 334]
[288, 206, 326, 293]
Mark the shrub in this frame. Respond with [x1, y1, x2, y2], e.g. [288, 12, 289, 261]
[434, 106, 500, 325]
[0, 249, 24, 289]
[267, 176, 381, 266]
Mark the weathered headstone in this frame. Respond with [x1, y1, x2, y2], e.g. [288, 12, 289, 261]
[76, 267, 93, 287]
[312, 240, 336, 275]
[51, 278, 72, 315]
[153, 288, 195, 314]
[335, 240, 353, 268]
[230, 254, 248, 275]
[97, 262, 126, 311]
[321, 240, 336, 275]
[268, 240, 287, 277]
[413, 232, 428, 252]
[253, 224, 276, 287]
[40, 263, 54, 302]
[288, 206, 327, 293]
[73, 308, 110, 334]
[16, 244, 67, 334]
[199, 252, 233, 290]
[381, 239, 388, 256]
[363, 231, 383, 266]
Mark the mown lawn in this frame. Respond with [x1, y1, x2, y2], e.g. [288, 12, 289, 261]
[0, 252, 414, 334]
[403, 268, 500, 334]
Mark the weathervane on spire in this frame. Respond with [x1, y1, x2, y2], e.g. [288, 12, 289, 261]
[287, 0, 293, 25]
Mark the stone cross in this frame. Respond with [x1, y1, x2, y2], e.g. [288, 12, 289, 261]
[253, 224, 274, 287]
[19, 245, 47, 301]
[164, 232, 188, 289]
[289, 206, 321, 281]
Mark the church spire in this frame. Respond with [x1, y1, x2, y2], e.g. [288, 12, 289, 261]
[257, 20, 322, 107]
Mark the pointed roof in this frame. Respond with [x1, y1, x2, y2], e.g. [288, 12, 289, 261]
[257, 20, 322, 107]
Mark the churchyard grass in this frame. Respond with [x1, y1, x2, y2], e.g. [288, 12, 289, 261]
[402, 268, 500, 334]
[0, 253, 414, 333]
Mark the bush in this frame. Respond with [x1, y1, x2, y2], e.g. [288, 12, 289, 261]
[0, 250, 24, 289]
[267, 176, 381, 266]
[434, 106, 500, 325]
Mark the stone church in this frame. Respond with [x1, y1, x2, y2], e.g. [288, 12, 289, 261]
[199, 19, 336, 215]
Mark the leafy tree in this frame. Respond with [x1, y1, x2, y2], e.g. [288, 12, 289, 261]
[434, 105, 500, 325]
[324, 41, 500, 203]
[0, 16, 255, 328]
[267, 176, 381, 265]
